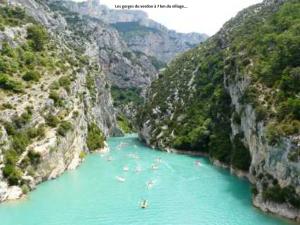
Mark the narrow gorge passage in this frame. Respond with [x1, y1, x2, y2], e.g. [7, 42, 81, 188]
[0, 135, 294, 225]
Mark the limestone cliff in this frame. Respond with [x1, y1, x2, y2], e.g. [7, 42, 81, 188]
[0, 0, 119, 202]
[137, 0, 300, 221]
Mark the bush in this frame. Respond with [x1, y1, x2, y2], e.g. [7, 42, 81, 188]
[49, 90, 63, 106]
[22, 70, 40, 82]
[0, 73, 23, 92]
[11, 131, 30, 153]
[27, 150, 41, 165]
[280, 67, 300, 94]
[58, 76, 71, 92]
[117, 114, 134, 133]
[23, 51, 35, 65]
[278, 98, 300, 120]
[45, 114, 60, 127]
[263, 185, 300, 208]
[27, 124, 45, 139]
[4, 149, 18, 165]
[21, 184, 30, 194]
[263, 185, 285, 203]
[1, 102, 14, 109]
[3, 121, 16, 135]
[86, 123, 105, 151]
[13, 112, 32, 129]
[2, 164, 22, 186]
[57, 121, 73, 136]
[26, 25, 48, 51]
[79, 151, 86, 159]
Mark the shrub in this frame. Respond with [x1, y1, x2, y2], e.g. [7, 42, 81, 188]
[11, 131, 30, 153]
[45, 114, 60, 127]
[79, 151, 86, 159]
[23, 51, 35, 65]
[1, 103, 14, 109]
[263, 185, 300, 208]
[280, 67, 300, 94]
[86, 123, 105, 151]
[58, 76, 71, 92]
[13, 112, 32, 129]
[49, 81, 60, 90]
[27, 150, 41, 165]
[22, 70, 40, 82]
[1, 42, 16, 57]
[4, 149, 18, 165]
[117, 114, 134, 133]
[3, 121, 16, 135]
[26, 25, 48, 51]
[21, 184, 30, 194]
[49, 90, 63, 106]
[27, 124, 45, 139]
[0, 73, 23, 92]
[57, 121, 73, 136]
[2, 164, 22, 186]
[278, 98, 300, 120]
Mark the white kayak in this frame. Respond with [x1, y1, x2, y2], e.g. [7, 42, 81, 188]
[116, 176, 125, 182]
[107, 156, 113, 161]
[151, 164, 159, 170]
[147, 180, 154, 189]
[140, 200, 148, 209]
[135, 166, 142, 173]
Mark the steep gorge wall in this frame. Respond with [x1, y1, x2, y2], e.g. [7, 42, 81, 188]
[137, 0, 300, 221]
[0, 0, 119, 202]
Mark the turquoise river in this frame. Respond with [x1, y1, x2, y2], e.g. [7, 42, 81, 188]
[0, 135, 295, 225]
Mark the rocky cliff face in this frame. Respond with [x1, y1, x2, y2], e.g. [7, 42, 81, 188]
[47, 0, 158, 90]
[0, 0, 120, 202]
[60, 0, 208, 63]
[54, 0, 208, 131]
[137, 0, 300, 221]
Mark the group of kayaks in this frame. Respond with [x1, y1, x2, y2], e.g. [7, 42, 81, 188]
[112, 151, 163, 209]
[104, 145, 202, 209]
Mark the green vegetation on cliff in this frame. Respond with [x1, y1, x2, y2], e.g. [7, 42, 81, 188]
[117, 113, 134, 133]
[227, 0, 300, 143]
[137, 0, 300, 169]
[87, 123, 105, 151]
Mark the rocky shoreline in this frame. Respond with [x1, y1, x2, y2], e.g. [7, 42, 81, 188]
[139, 137, 300, 223]
[0, 145, 109, 203]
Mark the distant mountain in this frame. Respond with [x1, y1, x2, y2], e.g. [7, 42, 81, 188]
[62, 0, 209, 63]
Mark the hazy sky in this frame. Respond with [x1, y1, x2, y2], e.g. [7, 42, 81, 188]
[75, 0, 263, 35]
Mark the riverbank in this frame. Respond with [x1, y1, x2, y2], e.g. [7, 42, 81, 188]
[138, 136, 300, 223]
[0, 144, 109, 204]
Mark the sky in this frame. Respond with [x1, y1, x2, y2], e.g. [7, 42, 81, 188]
[74, 0, 263, 36]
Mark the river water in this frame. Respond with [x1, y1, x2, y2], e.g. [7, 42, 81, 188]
[0, 135, 294, 225]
